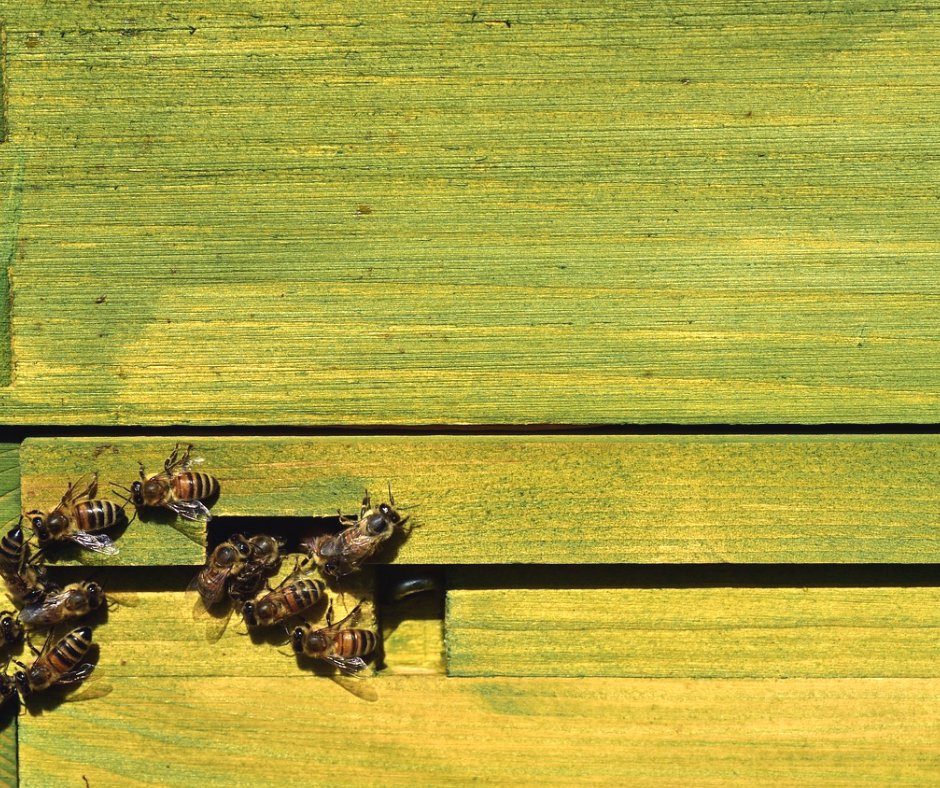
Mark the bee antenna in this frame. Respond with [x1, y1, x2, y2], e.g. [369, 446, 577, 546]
[387, 481, 394, 506]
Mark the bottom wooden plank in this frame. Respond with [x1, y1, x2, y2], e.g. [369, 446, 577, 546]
[18, 677, 940, 787]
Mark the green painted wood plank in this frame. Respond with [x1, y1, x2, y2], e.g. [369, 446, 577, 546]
[0, 443, 19, 533]
[18, 676, 940, 787]
[446, 588, 940, 678]
[19, 435, 940, 566]
[0, 723, 15, 788]
[0, 1, 937, 424]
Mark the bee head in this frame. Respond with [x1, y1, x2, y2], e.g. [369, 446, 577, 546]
[0, 615, 21, 645]
[130, 481, 144, 506]
[242, 601, 257, 627]
[290, 626, 305, 654]
[85, 582, 105, 610]
[13, 670, 30, 699]
[26, 512, 49, 542]
[379, 503, 402, 525]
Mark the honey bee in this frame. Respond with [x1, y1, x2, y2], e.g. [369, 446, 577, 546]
[0, 671, 17, 711]
[25, 474, 124, 555]
[20, 581, 106, 628]
[189, 538, 253, 609]
[123, 443, 220, 522]
[0, 525, 54, 604]
[13, 626, 97, 698]
[290, 603, 377, 674]
[245, 534, 283, 571]
[242, 564, 325, 628]
[0, 612, 23, 646]
[308, 486, 406, 577]
[226, 534, 284, 603]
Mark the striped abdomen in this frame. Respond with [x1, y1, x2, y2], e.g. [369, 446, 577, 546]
[0, 527, 27, 572]
[330, 628, 377, 659]
[278, 579, 325, 619]
[30, 627, 93, 691]
[73, 499, 126, 533]
[171, 472, 219, 502]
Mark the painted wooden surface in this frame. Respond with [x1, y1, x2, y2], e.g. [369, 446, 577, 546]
[19, 435, 940, 566]
[17, 676, 940, 787]
[0, 1, 938, 424]
[446, 588, 940, 678]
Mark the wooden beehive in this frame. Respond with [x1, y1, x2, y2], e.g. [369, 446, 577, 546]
[1, 1, 938, 785]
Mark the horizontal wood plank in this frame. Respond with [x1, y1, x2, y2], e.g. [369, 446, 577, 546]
[446, 588, 940, 678]
[18, 676, 940, 787]
[19, 435, 940, 566]
[55, 570, 377, 679]
[1, 2, 938, 424]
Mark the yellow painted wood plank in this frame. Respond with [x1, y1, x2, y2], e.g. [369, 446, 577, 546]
[0, 723, 15, 788]
[446, 588, 940, 678]
[18, 676, 940, 786]
[67, 575, 376, 679]
[19, 435, 940, 566]
[0, 2, 937, 424]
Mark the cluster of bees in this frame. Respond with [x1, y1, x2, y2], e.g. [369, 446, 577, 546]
[0, 443, 408, 712]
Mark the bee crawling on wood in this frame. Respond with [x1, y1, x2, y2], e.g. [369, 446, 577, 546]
[24, 474, 124, 556]
[241, 559, 325, 629]
[227, 534, 285, 604]
[0, 525, 55, 605]
[20, 581, 106, 629]
[116, 443, 220, 523]
[189, 537, 254, 610]
[12, 626, 105, 699]
[290, 602, 377, 675]
[306, 485, 407, 578]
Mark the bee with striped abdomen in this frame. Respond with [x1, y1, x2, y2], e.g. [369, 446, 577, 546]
[242, 563, 325, 628]
[189, 537, 253, 609]
[0, 525, 54, 604]
[123, 443, 220, 522]
[20, 581, 106, 628]
[13, 626, 97, 697]
[25, 474, 124, 556]
[308, 486, 406, 578]
[290, 603, 377, 674]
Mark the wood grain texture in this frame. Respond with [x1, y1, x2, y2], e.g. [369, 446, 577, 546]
[67, 577, 376, 679]
[446, 588, 940, 678]
[0, 723, 15, 788]
[0, 1, 938, 424]
[17, 676, 940, 787]
[19, 435, 940, 566]
[0, 443, 19, 536]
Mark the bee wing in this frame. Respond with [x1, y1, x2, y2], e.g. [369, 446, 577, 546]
[204, 606, 234, 644]
[167, 500, 212, 523]
[68, 531, 119, 556]
[325, 656, 368, 675]
[60, 474, 99, 507]
[62, 675, 113, 703]
[187, 570, 226, 618]
[55, 662, 96, 686]
[330, 673, 378, 703]
[19, 590, 66, 626]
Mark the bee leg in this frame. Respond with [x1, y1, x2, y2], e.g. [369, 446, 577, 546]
[137, 461, 147, 481]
